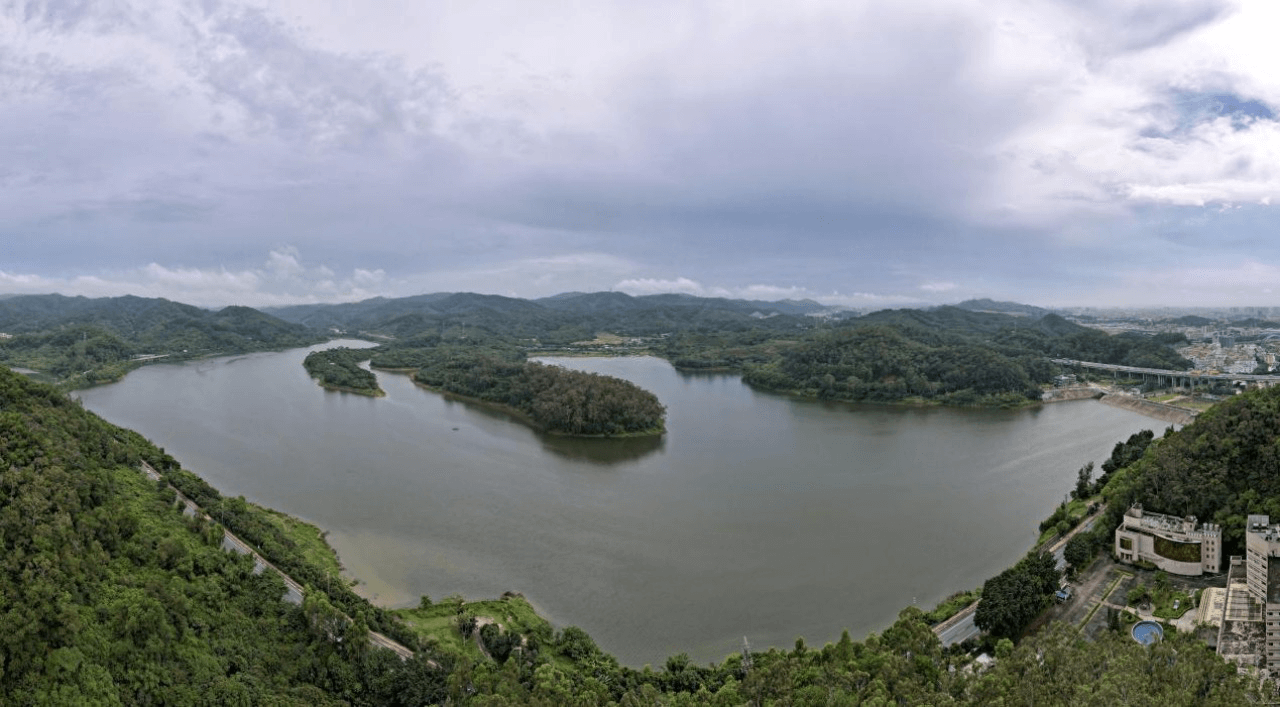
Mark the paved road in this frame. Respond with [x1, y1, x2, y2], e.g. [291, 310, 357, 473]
[141, 461, 416, 660]
[936, 607, 979, 647]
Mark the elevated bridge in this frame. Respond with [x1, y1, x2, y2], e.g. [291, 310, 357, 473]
[1050, 359, 1280, 389]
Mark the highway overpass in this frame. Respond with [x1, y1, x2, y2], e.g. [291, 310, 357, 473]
[1050, 359, 1280, 389]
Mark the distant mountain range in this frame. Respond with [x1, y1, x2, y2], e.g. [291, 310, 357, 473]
[0, 294, 316, 344]
[260, 290, 833, 341]
[952, 298, 1052, 318]
[0, 294, 322, 386]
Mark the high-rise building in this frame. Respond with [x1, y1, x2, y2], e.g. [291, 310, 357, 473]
[1245, 515, 1280, 666]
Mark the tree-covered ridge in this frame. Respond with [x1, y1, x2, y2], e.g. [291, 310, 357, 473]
[0, 366, 444, 705]
[742, 325, 1046, 406]
[303, 347, 383, 396]
[0, 295, 323, 388]
[409, 346, 666, 436]
[738, 310, 1191, 406]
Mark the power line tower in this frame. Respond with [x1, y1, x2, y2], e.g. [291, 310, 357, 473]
[740, 636, 752, 675]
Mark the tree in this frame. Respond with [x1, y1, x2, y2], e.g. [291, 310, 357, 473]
[995, 638, 1014, 660]
[975, 553, 1060, 639]
[1074, 462, 1094, 500]
[1063, 533, 1094, 573]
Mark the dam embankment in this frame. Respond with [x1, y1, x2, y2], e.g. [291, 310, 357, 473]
[1099, 394, 1197, 425]
[1042, 387, 1105, 403]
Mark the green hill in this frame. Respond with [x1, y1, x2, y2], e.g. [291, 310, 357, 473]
[0, 295, 323, 387]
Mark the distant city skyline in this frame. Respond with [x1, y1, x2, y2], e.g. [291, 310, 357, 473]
[5, 1, 1280, 309]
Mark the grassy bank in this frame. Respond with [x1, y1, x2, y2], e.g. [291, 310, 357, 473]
[249, 502, 347, 584]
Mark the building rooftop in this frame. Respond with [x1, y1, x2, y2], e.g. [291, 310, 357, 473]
[1128, 507, 1213, 537]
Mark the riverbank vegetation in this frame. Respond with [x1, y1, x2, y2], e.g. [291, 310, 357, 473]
[303, 347, 384, 396]
[974, 552, 1062, 639]
[925, 588, 982, 625]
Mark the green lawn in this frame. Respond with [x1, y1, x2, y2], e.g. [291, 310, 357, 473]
[394, 594, 556, 661]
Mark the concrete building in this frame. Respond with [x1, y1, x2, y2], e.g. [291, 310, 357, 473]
[1114, 504, 1222, 575]
[1245, 515, 1280, 666]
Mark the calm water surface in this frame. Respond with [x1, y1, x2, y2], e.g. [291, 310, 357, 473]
[77, 342, 1158, 665]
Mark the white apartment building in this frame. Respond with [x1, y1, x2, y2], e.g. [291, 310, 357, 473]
[1114, 504, 1222, 576]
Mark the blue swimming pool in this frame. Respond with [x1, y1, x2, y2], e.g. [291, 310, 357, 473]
[1131, 620, 1164, 646]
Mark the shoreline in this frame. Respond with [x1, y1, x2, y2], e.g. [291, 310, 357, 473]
[308, 376, 386, 397]
[743, 382, 1043, 411]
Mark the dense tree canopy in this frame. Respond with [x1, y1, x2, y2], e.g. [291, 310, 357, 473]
[974, 552, 1061, 639]
[304, 347, 383, 395]
[739, 310, 1191, 407]
[408, 346, 666, 436]
[0, 366, 442, 704]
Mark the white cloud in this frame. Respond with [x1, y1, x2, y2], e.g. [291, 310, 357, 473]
[612, 277, 929, 308]
[921, 282, 958, 293]
[613, 277, 707, 297]
[0, 249, 397, 308]
[6, 0, 1280, 308]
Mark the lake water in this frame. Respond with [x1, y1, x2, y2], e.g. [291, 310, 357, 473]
[76, 342, 1159, 666]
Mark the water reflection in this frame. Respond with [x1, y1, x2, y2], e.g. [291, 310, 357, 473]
[539, 432, 665, 464]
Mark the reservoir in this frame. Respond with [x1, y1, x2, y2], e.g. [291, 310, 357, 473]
[76, 342, 1158, 666]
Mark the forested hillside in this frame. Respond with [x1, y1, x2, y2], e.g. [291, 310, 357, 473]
[740, 309, 1191, 406]
[0, 366, 442, 704]
[265, 291, 824, 344]
[0, 295, 322, 387]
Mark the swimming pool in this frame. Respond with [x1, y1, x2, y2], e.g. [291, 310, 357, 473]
[1131, 620, 1164, 646]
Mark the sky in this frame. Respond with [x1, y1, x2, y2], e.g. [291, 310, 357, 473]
[4, 0, 1280, 309]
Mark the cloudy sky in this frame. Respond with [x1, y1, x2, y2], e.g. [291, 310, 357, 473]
[4, 0, 1280, 308]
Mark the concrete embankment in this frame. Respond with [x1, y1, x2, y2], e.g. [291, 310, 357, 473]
[1099, 394, 1197, 425]
[1041, 387, 1105, 403]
